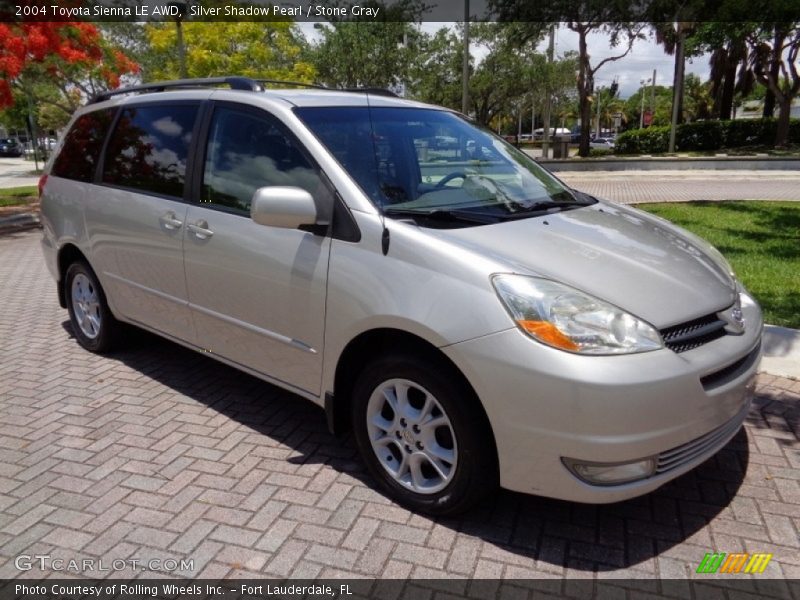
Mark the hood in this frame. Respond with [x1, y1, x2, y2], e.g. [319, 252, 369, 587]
[430, 202, 736, 329]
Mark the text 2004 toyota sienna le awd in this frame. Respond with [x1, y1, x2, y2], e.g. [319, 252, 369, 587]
[39, 78, 762, 515]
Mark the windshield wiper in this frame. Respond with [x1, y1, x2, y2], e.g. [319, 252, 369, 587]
[383, 207, 496, 225]
[500, 196, 595, 219]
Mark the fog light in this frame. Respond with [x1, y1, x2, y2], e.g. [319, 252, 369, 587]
[564, 457, 657, 485]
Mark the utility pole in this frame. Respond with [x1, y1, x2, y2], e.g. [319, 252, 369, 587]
[461, 0, 470, 115]
[541, 24, 555, 158]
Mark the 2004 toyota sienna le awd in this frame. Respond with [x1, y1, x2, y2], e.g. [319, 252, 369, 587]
[40, 77, 762, 515]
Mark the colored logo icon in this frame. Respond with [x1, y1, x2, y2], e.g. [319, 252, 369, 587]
[697, 552, 773, 574]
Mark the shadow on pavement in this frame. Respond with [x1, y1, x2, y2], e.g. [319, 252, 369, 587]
[61, 320, 749, 573]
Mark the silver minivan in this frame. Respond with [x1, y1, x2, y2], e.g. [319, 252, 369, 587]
[40, 77, 762, 514]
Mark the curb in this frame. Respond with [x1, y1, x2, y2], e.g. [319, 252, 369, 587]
[537, 157, 800, 172]
[0, 212, 41, 235]
[760, 325, 800, 381]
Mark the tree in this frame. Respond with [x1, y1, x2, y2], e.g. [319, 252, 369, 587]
[467, 23, 540, 126]
[307, 0, 427, 90]
[683, 73, 713, 121]
[568, 20, 645, 156]
[145, 21, 314, 82]
[746, 21, 800, 147]
[488, 1, 645, 156]
[623, 85, 673, 128]
[0, 22, 138, 114]
[687, 23, 755, 120]
[407, 27, 464, 109]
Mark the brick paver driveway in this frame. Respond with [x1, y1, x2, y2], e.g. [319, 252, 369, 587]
[0, 231, 798, 580]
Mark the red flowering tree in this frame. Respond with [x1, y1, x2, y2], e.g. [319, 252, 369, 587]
[0, 22, 139, 118]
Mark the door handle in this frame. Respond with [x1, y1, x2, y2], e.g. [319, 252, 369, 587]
[188, 220, 214, 240]
[159, 212, 183, 230]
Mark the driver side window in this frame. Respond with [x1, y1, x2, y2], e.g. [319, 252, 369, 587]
[202, 107, 331, 219]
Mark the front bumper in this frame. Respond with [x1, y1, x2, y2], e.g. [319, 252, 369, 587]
[442, 299, 762, 503]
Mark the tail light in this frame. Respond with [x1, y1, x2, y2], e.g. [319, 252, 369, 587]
[38, 174, 48, 198]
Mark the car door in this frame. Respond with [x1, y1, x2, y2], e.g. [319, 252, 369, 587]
[182, 102, 333, 395]
[88, 102, 200, 342]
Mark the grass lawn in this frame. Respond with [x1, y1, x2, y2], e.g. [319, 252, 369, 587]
[638, 201, 800, 329]
[0, 185, 37, 207]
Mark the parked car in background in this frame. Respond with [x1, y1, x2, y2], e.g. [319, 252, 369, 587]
[590, 137, 616, 150]
[534, 127, 571, 140]
[40, 77, 762, 515]
[0, 138, 22, 157]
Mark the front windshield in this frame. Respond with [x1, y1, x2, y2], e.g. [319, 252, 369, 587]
[294, 106, 589, 224]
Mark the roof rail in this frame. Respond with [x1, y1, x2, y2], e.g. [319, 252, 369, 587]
[90, 76, 400, 104]
[90, 76, 262, 103]
[343, 87, 399, 98]
[258, 79, 328, 90]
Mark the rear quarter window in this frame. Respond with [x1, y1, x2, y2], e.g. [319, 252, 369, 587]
[51, 109, 115, 182]
[102, 104, 199, 199]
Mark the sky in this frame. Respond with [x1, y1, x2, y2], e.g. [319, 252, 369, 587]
[299, 22, 713, 100]
[549, 27, 711, 98]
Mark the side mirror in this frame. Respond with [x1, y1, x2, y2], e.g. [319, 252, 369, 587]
[250, 186, 318, 230]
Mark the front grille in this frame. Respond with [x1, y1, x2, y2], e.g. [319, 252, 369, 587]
[660, 313, 727, 353]
[655, 406, 747, 474]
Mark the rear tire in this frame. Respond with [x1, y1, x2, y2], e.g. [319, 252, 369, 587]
[351, 353, 497, 515]
[65, 261, 120, 353]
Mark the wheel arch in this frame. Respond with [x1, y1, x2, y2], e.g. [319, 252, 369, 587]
[328, 328, 497, 459]
[56, 243, 90, 308]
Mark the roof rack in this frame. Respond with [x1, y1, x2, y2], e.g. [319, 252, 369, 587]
[258, 79, 328, 90]
[90, 76, 399, 104]
[90, 76, 263, 103]
[343, 87, 399, 98]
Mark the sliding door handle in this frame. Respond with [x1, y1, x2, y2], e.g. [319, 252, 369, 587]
[159, 212, 183, 230]
[187, 221, 214, 240]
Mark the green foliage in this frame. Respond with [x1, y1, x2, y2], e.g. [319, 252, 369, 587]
[145, 22, 314, 82]
[306, 0, 427, 90]
[615, 125, 671, 153]
[616, 118, 800, 154]
[675, 120, 724, 151]
[406, 27, 463, 109]
[0, 186, 38, 207]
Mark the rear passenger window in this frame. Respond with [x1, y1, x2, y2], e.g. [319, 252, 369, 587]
[102, 104, 198, 199]
[52, 109, 114, 182]
[201, 107, 324, 213]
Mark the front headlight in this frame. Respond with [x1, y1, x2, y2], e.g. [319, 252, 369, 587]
[492, 275, 663, 354]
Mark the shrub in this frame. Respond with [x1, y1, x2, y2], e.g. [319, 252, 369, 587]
[724, 118, 776, 147]
[676, 120, 723, 151]
[615, 126, 670, 154]
[615, 117, 800, 154]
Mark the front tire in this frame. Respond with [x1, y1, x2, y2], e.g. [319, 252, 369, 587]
[351, 353, 497, 515]
[65, 261, 120, 353]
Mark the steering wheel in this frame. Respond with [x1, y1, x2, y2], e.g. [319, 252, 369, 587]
[435, 172, 468, 188]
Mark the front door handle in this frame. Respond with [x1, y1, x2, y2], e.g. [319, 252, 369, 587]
[159, 211, 184, 230]
[187, 220, 214, 240]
